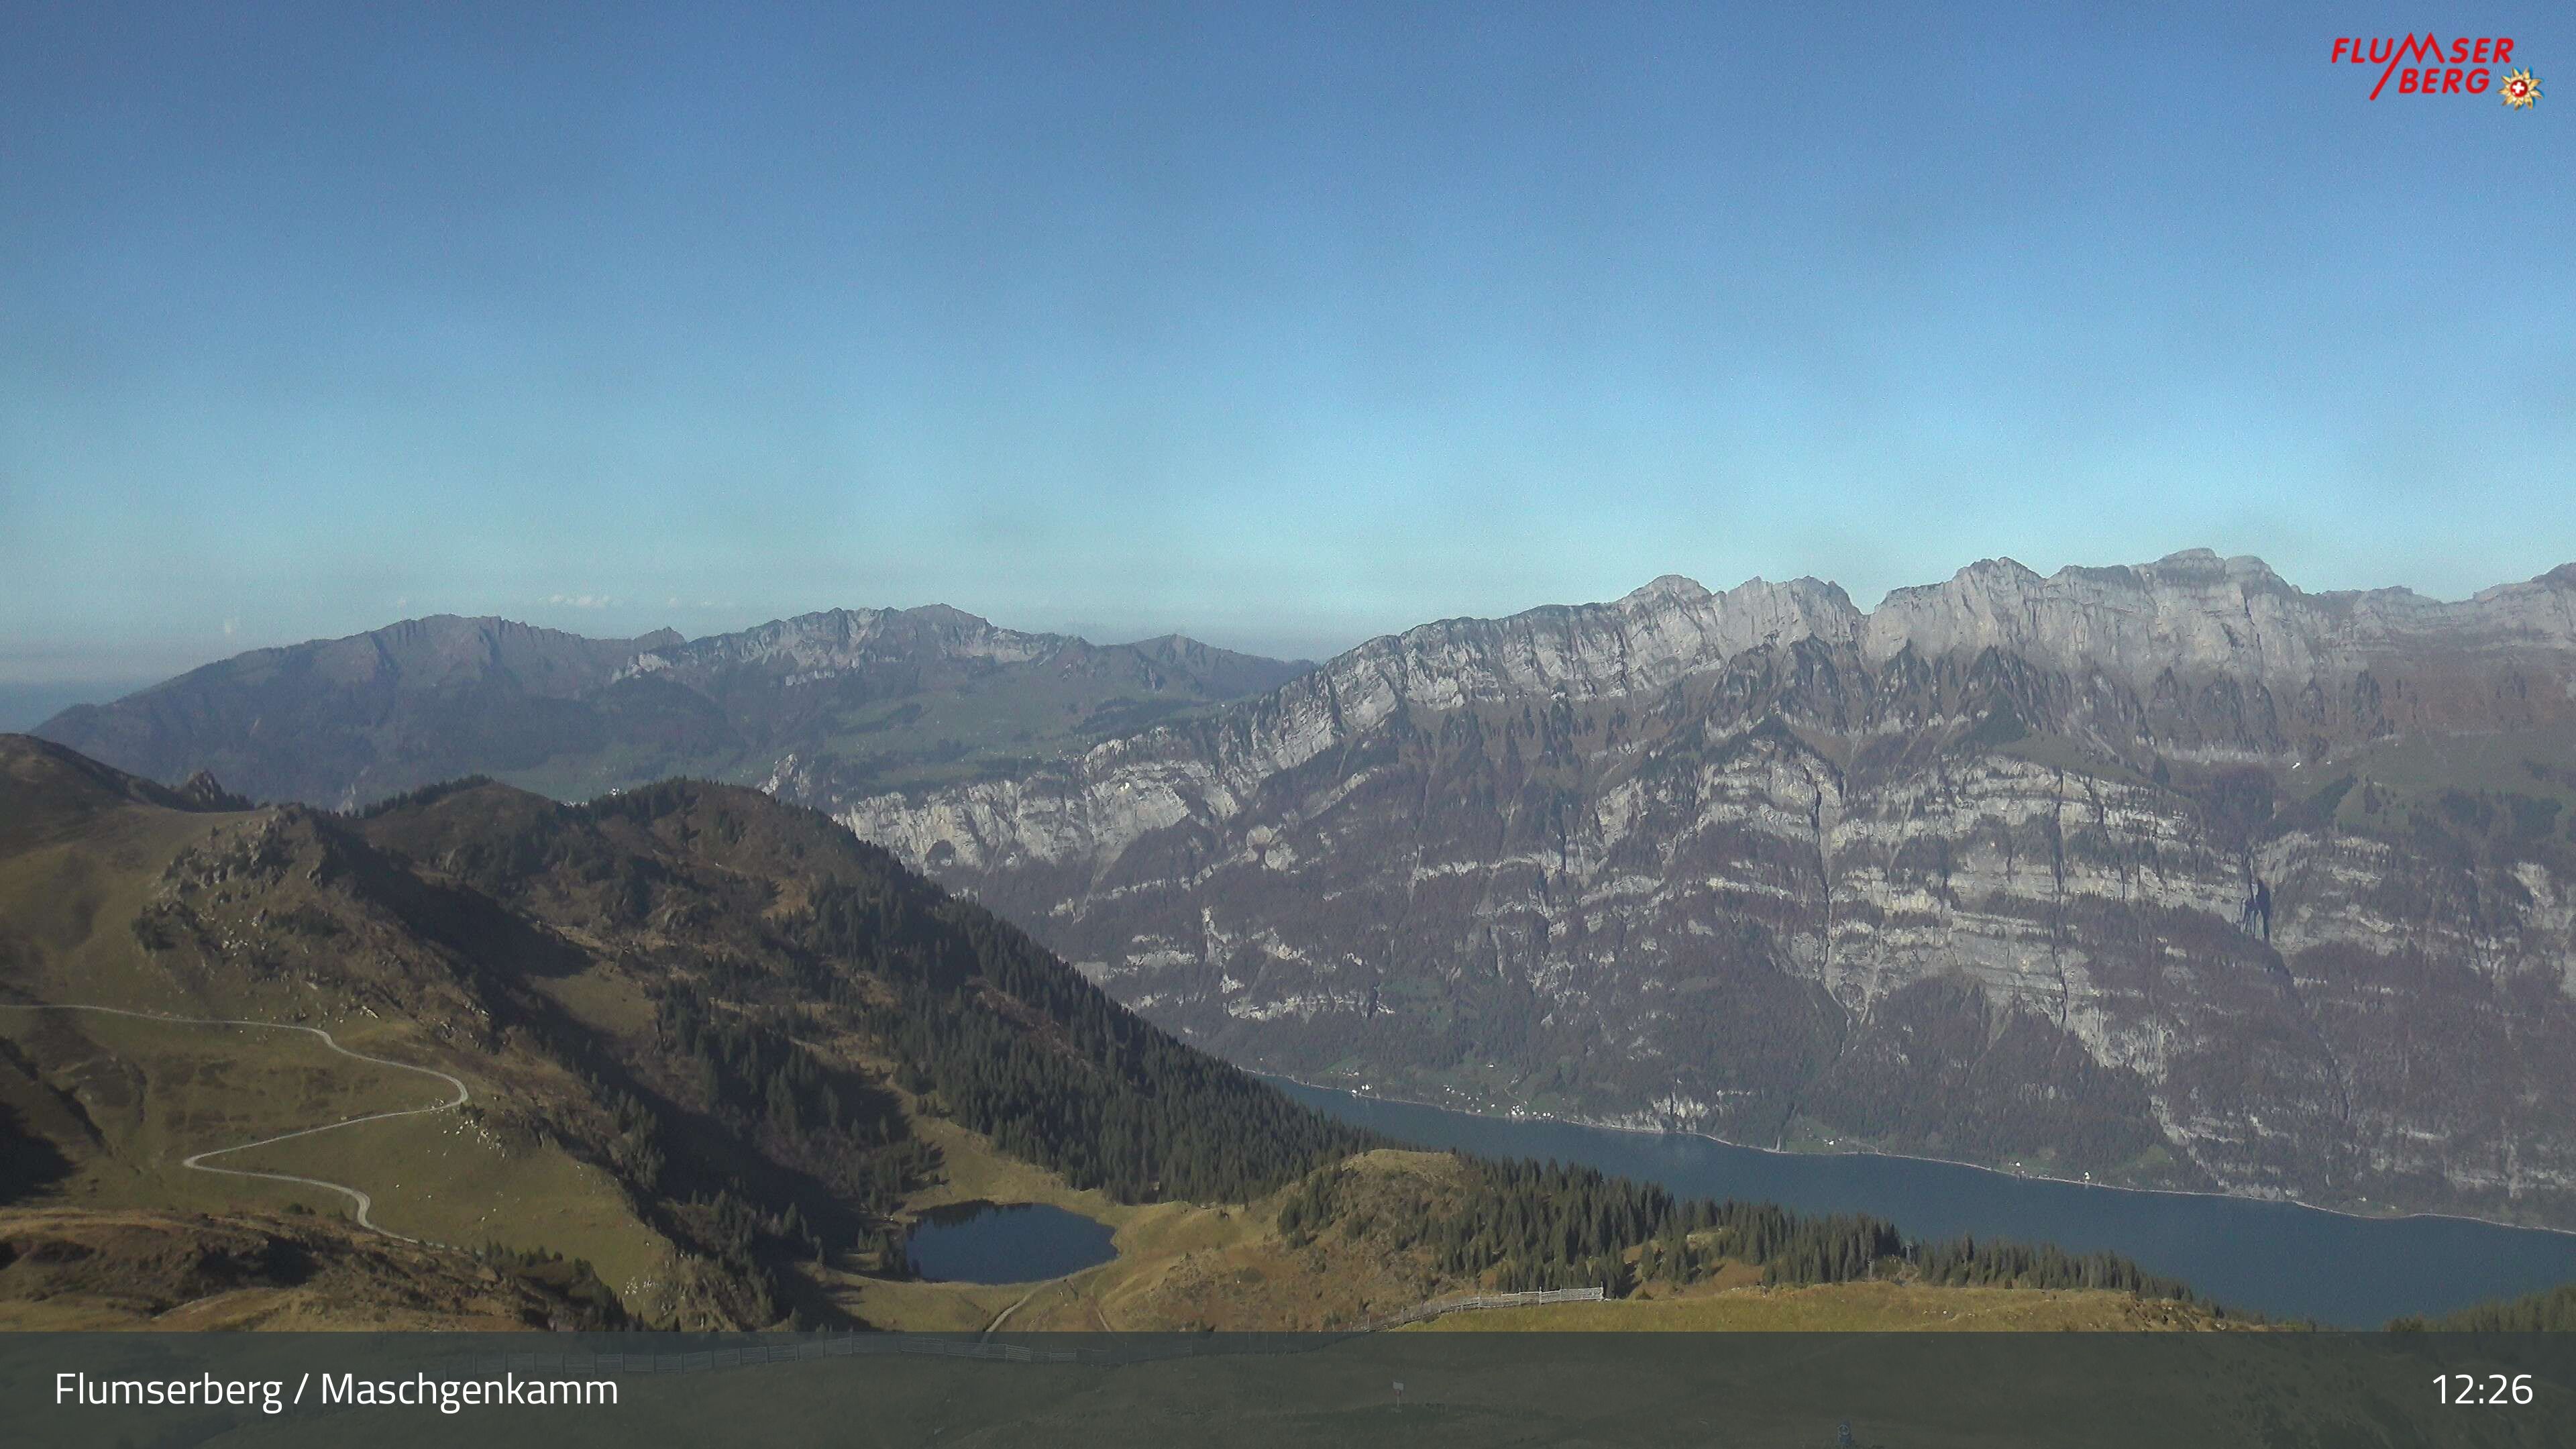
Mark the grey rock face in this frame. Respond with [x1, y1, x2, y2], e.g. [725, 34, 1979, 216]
[614, 604, 1061, 683]
[837, 554, 2576, 1228]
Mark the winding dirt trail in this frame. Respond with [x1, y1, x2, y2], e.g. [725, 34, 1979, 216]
[981, 1282, 1046, 1337]
[0, 1002, 470, 1244]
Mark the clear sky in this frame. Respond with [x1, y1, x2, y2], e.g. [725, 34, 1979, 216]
[3, 2, 2570, 703]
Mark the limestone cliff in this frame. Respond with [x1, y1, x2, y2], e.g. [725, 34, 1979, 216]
[836, 553, 2576, 1228]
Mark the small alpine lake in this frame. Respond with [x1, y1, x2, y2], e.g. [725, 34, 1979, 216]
[904, 1200, 1117, 1285]
[1271, 1077, 2576, 1328]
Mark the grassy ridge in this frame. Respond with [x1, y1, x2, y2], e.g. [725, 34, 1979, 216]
[0, 736, 1378, 1328]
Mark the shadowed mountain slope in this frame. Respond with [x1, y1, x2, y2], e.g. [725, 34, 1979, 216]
[0, 733, 1364, 1329]
[1, 735, 2233, 1334]
[36, 609, 1309, 810]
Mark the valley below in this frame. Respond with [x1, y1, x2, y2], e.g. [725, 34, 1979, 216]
[1267, 1077, 2576, 1328]
[6, 732, 2244, 1340]
[19, 547, 2576, 1342]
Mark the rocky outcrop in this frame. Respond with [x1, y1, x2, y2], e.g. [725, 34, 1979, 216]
[613, 604, 1061, 683]
[838, 553, 2576, 1228]
[615, 604, 1307, 711]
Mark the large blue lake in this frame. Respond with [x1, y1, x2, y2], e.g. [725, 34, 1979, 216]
[1272, 1077, 2576, 1328]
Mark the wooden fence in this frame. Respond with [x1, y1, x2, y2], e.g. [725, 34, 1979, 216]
[1349, 1285, 1608, 1332]
[441, 1286, 1609, 1379]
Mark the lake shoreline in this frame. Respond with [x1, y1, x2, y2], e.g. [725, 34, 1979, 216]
[1254, 1069, 2576, 1242]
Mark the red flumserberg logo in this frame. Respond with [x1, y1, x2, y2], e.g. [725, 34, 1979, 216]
[2331, 34, 2540, 106]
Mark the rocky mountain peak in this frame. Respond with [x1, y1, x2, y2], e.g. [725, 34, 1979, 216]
[173, 769, 251, 812]
[900, 602, 1002, 633]
[1621, 574, 1715, 606]
[1710, 575, 1864, 647]
[2129, 548, 2290, 592]
[2146, 545, 2222, 570]
[1153, 550, 2576, 783]
[1852, 549, 2576, 682]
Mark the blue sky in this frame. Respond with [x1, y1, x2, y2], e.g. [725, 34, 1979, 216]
[2, 2, 2570, 704]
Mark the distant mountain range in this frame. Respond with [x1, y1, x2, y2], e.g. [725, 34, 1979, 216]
[34, 608, 1310, 810]
[32, 552, 2576, 1232]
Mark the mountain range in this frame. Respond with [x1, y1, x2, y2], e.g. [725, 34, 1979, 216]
[1, 733, 2216, 1335]
[34, 609, 1309, 811]
[34, 550, 2576, 1231]
[836, 550, 2576, 1228]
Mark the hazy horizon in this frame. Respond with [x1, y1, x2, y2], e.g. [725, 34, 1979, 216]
[7, 3, 2571, 694]
[11, 538, 2575, 735]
